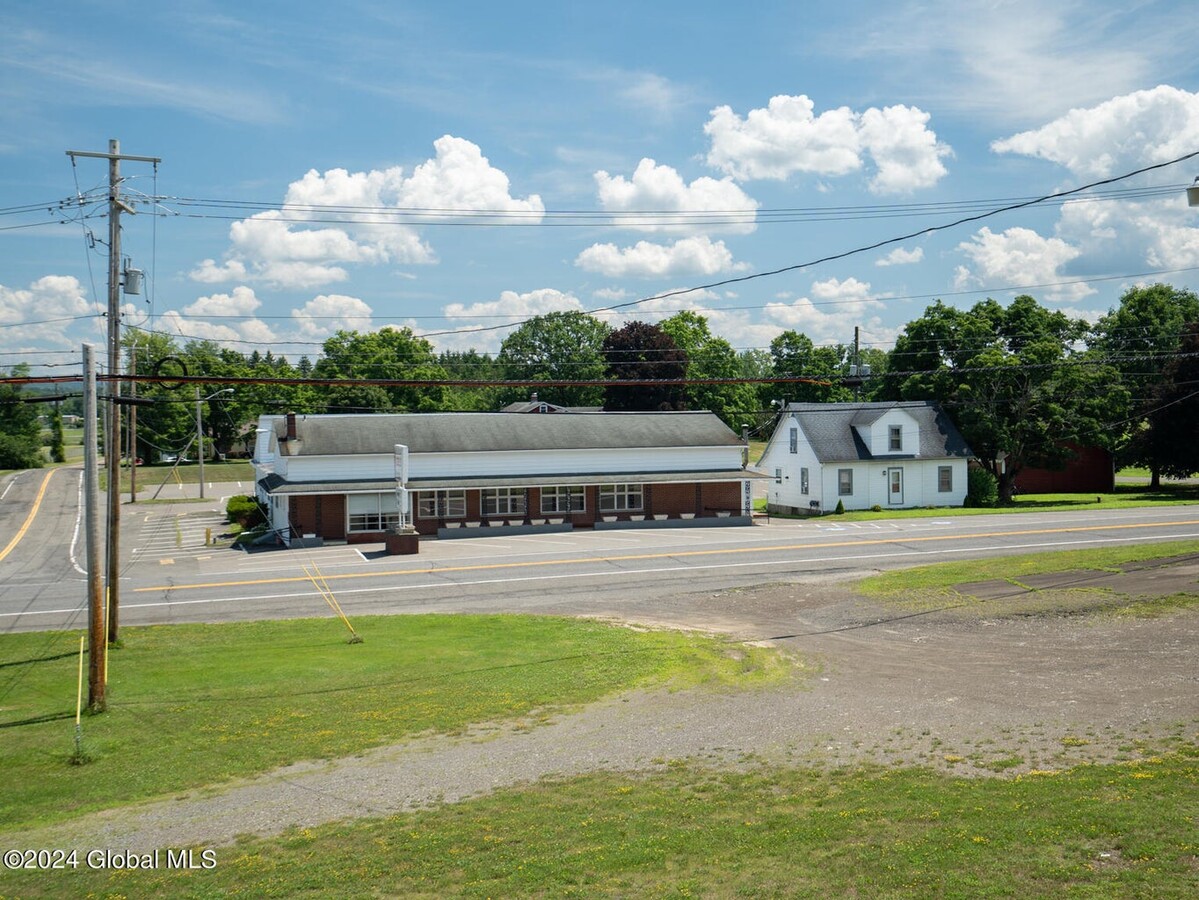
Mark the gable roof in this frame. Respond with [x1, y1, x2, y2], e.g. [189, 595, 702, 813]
[271, 411, 742, 456]
[783, 401, 971, 462]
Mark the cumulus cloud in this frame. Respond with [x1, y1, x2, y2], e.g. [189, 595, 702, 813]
[763, 277, 889, 344]
[992, 85, 1199, 178]
[290, 294, 375, 340]
[575, 236, 748, 278]
[876, 246, 924, 267]
[593, 158, 758, 234]
[0, 275, 94, 346]
[190, 135, 542, 289]
[156, 286, 277, 345]
[704, 95, 950, 193]
[953, 227, 1093, 303]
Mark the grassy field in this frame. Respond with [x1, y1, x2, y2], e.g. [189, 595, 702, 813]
[858, 539, 1199, 616]
[4, 749, 1195, 898]
[98, 459, 256, 491]
[0, 615, 794, 833]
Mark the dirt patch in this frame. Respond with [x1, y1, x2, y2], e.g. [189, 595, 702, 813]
[955, 553, 1199, 604]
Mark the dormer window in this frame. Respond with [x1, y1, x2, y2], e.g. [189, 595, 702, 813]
[889, 425, 902, 451]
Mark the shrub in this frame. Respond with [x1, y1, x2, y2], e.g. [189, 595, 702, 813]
[226, 494, 264, 527]
[834, 499, 845, 514]
[870, 504, 882, 512]
[966, 467, 999, 507]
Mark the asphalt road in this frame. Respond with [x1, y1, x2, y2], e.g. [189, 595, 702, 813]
[3, 467, 1199, 633]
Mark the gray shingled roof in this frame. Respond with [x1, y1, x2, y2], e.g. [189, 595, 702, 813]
[275, 411, 742, 455]
[786, 401, 971, 462]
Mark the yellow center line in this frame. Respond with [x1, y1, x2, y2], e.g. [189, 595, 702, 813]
[135, 518, 1199, 594]
[0, 469, 56, 564]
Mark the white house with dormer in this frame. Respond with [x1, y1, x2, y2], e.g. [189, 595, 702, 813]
[757, 401, 972, 514]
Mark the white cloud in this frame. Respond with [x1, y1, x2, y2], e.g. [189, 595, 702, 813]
[290, 294, 374, 340]
[575, 236, 748, 278]
[593, 159, 758, 234]
[704, 95, 950, 193]
[992, 86, 1199, 178]
[157, 286, 277, 345]
[190, 135, 541, 289]
[876, 246, 924, 267]
[0, 275, 93, 346]
[954, 226, 1094, 302]
[763, 277, 888, 344]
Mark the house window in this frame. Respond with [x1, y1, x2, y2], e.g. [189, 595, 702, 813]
[938, 465, 953, 493]
[800, 467, 809, 494]
[482, 488, 526, 517]
[789, 428, 798, 454]
[541, 486, 585, 514]
[417, 490, 466, 519]
[774, 467, 783, 485]
[838, 468, 853, 496]
[347, 493, 399, 532]
[889, 425, 902, 451]
[599, 484, 643, 511]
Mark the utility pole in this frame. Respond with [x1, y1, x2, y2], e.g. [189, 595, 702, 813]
[66, 140, 160, 643]
[82, 344, 105, 711]
[128, 346, 137, 502]
[196, 386, 205, 500]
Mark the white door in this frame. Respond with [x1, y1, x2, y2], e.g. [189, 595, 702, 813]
[888, 467, 904, 505]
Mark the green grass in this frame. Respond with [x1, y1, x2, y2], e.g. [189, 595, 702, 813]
[7, 750, 1196, 898]
[0, 615, 797, 832]
[858, 540, 1199, 614]
[99, 459, 256, 491]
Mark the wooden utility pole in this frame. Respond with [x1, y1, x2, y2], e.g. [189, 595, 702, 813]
[66, 140, 160, 643]
[82, 344, 105, 711]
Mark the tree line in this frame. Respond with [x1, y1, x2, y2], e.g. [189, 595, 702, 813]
[2, 283, 1197, 500]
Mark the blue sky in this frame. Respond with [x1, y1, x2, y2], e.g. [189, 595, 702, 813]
[3, 0, 1199, 375]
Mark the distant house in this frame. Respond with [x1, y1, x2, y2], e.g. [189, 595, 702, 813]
[757, 401, 972, 514]
[253, 411, 760, 544]
[499, 392, 600, 414]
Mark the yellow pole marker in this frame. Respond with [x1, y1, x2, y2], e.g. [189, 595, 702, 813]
[76, 636, 84, 726]
[0, 469, 55, 563]
[303, 563, 362, 643]
[74, 635, 84, 760]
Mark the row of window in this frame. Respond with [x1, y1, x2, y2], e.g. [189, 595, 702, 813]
[346, 485, 646, 532]
[772, 466, 954, 495]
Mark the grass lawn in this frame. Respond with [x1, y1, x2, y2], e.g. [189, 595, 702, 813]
[99, 459, 256, 491]
[5, 751, 1195, 898]
[0, 615, 795, 833]
[858, 539, 1199, 614]
[764, 482, 1199, 522]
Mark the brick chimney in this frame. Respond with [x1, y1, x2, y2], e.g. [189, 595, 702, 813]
[286, 412, 297, 441]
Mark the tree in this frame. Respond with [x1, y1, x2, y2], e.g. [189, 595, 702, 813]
[313, 327, 448, 412]
[1136, 322, 1199, 480]
[0, 366, 44, 470]
[496, 311, 611, 408]
[886, 295, 1126, 503]
[1090, 283, 1199, 486]
[602, 321, 688, 411]
[439, 349, 504, 411]
[49, 406, 66, 463]
[659, 311, 759, 429]
[769, 331, 854, 403]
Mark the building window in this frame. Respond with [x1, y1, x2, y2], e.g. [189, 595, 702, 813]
[938, 465, 953, 493]
[347, 493, 399, 532]
[482, 488, 526, 517]
[838, 468, 853, 495]
[599, 484, 643, 511]
[889, 425, 902, 451]
[541, 486, 585, 514]
[774, 467, 783, 485]
[417, 490, 466, 519]
[800, 467, 809, 494]
[789, 428, 798, 454]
